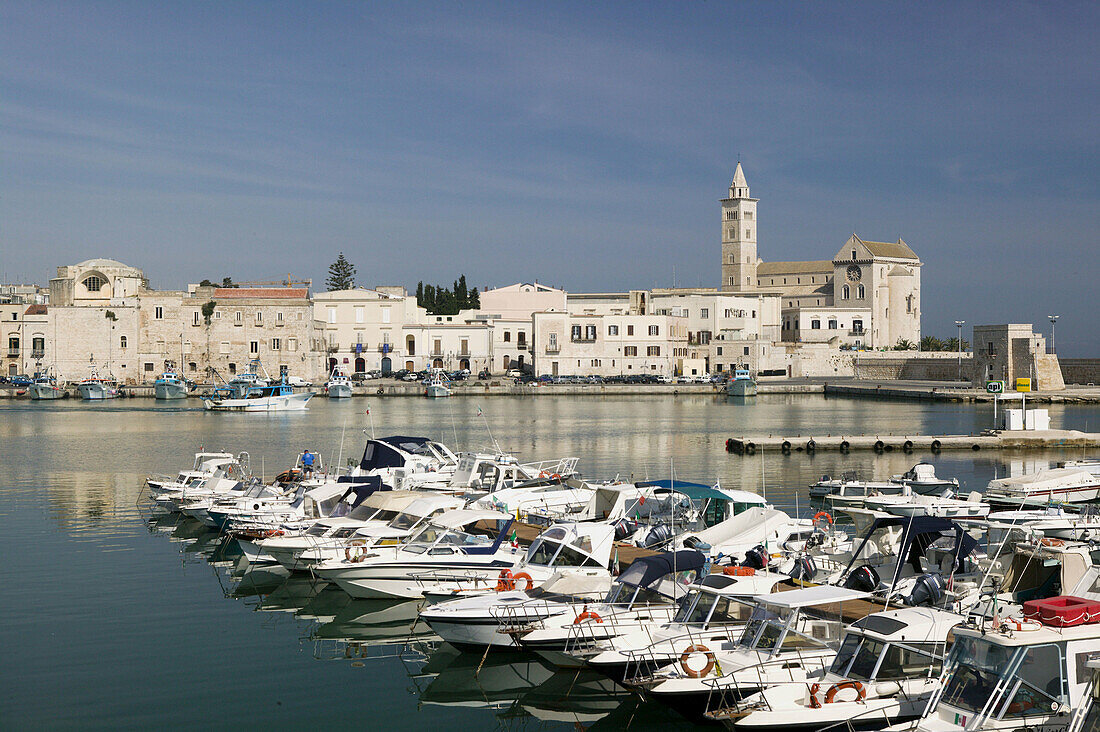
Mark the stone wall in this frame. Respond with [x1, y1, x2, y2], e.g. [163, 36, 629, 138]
[1060, 358, 1100, 385]
[852, 352, 972, 381]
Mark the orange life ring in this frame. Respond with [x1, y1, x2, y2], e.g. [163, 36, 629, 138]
[496, 568, 516, 591]
[813, 511, 833, 525]
[574, 610, 603, 624]
[825, 680, 866, 704]
[549, 473, 562, 480]
[1006, 699, 1036, 715]
[511, 571, 534, 590]
[723, 565, 756, 576]
[679, 644, 716, 679]
[808, 683, 822, 709]
[344, 539, 367, 562]
[539, 470, 550, 478]
[1040, 537, 1065, 547]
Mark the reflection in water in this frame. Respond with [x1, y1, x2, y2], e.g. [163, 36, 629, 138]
[4, 396, 1100, 729]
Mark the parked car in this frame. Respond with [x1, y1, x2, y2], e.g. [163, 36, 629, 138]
[10, 374, 33, 387]
[401, 372, 419, 382]
[285, 375, 312, 387]
[477, 369, 491, 380]
[392, 369, 410, 380]
[505, 369, 523, 378]
[350, 372, 375, 383]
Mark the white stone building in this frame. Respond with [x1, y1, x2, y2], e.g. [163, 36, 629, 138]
[719, 164, 921, 349]
[478, 282, 566, 373]
[532, 310, 688, 377]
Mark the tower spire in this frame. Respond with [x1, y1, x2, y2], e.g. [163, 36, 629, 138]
[730, 162, 749, 198]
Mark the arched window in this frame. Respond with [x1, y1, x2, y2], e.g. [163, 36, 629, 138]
[83, 276, 104, 292]
[842, 284, 850, 299]
[857, 284, 865, 299]
[405, 335, 415, 356]
[119, 335, 128, 349]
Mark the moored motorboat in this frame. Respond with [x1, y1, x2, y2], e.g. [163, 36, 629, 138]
[726, 369, 757, 397]
[203, 379, 313, 411]
[77, 367, 119, 400]
[28, 368, 66, 400]
[154, 364, 191, 400]
[325, 366, 353, 398]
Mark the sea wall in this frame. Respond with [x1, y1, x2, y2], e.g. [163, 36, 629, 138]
[1060, 358, 1100, 385]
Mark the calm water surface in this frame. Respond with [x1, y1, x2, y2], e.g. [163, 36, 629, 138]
[3, 394, 1098, 729]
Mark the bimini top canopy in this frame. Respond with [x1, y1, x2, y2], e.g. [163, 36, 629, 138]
[359, 436, 435, 470]
[640, 480, 766, 507]
[844, 515, 980, 590]
[617, 550, 706, 589]
[762, 585, 871, 610]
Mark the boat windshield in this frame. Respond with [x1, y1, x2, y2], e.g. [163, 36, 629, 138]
[939, 637, 1067, 719]
[305, 524, 328, 537]
[404, 526, 489, 554]
[522, 537, 602, 568]
[603, 583, 668, 607]
[673, 592, 754, 626]
[830, 634, 944, 681]
[388, 511, 423, 531]
[738, 604, 838, 656]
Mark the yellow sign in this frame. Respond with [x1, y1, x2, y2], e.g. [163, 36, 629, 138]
[1015, 378, 1032, 392]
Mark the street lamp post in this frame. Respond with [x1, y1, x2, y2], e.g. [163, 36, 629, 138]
[1048, 314, 1059, 354]
[954, 320, 965, 383]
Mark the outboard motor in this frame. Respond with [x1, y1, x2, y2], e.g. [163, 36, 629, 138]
[643, 523, 672, 548]
[788, 555, 817, 582]
[843, 564, 880, 592]
[741, 544, 769, 571]
[905, 573, 946, 607]
[613, 518, 636, 542]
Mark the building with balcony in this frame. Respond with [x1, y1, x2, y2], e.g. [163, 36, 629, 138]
[532, 311, 688, 377]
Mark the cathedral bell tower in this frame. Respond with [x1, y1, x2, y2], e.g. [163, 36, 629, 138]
[720, 162, 758, 292]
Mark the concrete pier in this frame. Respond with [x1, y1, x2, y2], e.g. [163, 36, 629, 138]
[724, 429, 1100, 455]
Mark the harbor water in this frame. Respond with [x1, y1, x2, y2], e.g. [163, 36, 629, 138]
[3, 394, 1099, 729]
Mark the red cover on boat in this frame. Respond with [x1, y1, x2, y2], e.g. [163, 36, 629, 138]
[1023, 596, 1100, 627]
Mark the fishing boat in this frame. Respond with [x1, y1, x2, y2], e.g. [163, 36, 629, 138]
[325, 366, 353, 398]
[154, 362, 191, 400]
[77, 367, 120, 400]
[726, 369, 757, 397]
[424, 368, 452, 398]
[202, 379, 313, 411]
[28, 368, 66, 400]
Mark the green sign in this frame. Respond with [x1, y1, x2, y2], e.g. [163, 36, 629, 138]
[985, 380, 1005, 394]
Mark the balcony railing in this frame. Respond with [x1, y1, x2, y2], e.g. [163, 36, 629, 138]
[848, 329, 865, 336]
[7, 349, 19, 358]
[545, 345, 561, 354]
[571, 337, 596, 343]
[31, 349, 45, 359]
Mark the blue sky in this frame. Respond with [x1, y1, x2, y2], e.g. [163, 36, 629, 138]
[2, 2, 1097, 353]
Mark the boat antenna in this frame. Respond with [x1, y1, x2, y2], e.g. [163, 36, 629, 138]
[478, 404, 501, 455]
[366, 403, 376, 439]
[448, 397, 459, 447]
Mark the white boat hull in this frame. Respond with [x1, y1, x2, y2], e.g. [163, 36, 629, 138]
[425, 384, 451, 398]
[726, 379, 757, 397]
[203, 392, 313, 411]
[78, 383, 119, 400]
[326, 383, 353, 398]
[29, 384, 66, 400]
[154, 382, 189, 400]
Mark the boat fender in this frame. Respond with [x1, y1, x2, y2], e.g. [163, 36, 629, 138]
[806, 439, 816, 452]
[873, 440, 885, 452]
[511, 571, 533, 591]
[875, 681, 903, 697]
[839, 440, 850, 452]
[931, 439, 941, 452]
[574, 609, 603, 624]
[744, 442, 756, 455]
[376, 387, 384, 395]
[825, 680, 866, 704]
[843, 565, 880, 593]
[972, 444, 980, 451]
[903, 440, 914, 451]
[725, 438, 734, 452]
[679, 644, 716, 679]
[808, 683, 822, 709]
[495, 569, 516, 592]
[781, 440, 792, 453]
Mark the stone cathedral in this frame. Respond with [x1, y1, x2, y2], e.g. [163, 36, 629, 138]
[720, 163, 921, 349]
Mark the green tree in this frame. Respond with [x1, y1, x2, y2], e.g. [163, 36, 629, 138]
[221, 276, 237, 288]
[415, 281, 424, 305]
[893, 338, 915, 351]
[199, 278, 214, 287]
[326, 253, 357, 291]
[201, 300, 217, 325]
[920, 335, 943, 351]
[469, 286, 480, 308]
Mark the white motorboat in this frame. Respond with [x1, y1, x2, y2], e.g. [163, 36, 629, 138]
[424, 368, 452, 398]
[203, 381, 313, 411]
[313, 509, 526, 599]
[892, 462, 961, 495]
[907, 597, 1100, 731]
[422, 549, 705, 652]
[865, 491, 990, 520]
[146, 451, 248, 504]
[28, 369, 66, 400]
[984, 467, 1100, 506]
[628, 585, 875, 721]
[583, 571, 794, 682]
[706, 606, 961, 731]
[77, 367, 119, 400]
[348, 435, 460, 489]
[325, 366, 352, 399]
[677, 506, 823, 561]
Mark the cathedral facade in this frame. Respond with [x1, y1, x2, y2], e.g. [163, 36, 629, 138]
[720, 163, 921, 349]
